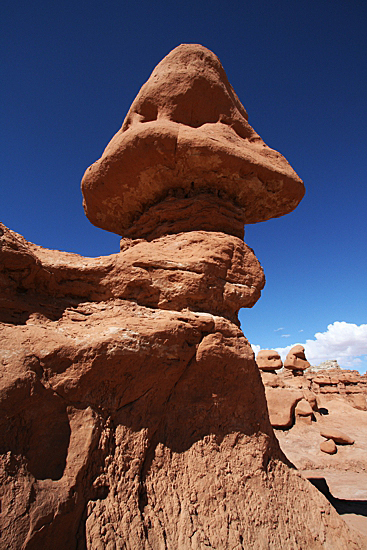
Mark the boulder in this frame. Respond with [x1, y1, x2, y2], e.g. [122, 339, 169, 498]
[320, 439, 337, 455]
[295, 399, 314, 425]
[320, 428, 355, 445]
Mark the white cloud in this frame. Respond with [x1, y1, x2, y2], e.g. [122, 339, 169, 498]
[274, 327, 284, 332]
[269, 322, 367, 372]
[281, 334, 291, 338]
[251, 344, 261, 356]
[299, 329, 304, 333]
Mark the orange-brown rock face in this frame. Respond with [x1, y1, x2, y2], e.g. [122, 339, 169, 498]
[256, 349, 283, 371]
[0, 224, 264, 326]
[1, 45, 365, 549]
[82, 44, 305, 238]
[1, 227, 364, 549]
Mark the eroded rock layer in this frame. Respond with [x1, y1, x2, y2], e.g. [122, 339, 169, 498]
[0, 224, 365, 548]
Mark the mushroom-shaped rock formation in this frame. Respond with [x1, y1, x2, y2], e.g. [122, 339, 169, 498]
[256, 349, 283, 371]
[1, 47, 365, 550]
[82, 44, 305, 240]
[284, 344, 310, 372]
[295, 398, 314, 425]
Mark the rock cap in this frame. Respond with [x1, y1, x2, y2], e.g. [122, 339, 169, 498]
[82, 44, 305, 237]
[320, 428, 355, 445]
[256, 349, 283, 371]
[284, 345, 310, 372]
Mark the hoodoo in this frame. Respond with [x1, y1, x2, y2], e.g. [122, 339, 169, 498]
[0, 45, 365, 548]
[81, 44, 304, 239]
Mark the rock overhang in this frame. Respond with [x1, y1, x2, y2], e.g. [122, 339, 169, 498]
[81, 43, 305, 237]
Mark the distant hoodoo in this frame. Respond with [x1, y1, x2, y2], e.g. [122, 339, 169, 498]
[284, 345, 310, 373]
[256, 349, 283, 372]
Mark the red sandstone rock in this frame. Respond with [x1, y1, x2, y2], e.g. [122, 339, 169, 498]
[296, 399, 314, 416]
[256, 349, 283, 371]
[307, 368, 367, 410]
[320, 439, 337, 454]
[284, 345, 310, 372]
[81, 44, 304, 238]
[268, 380, 367, 537]
[265, 387, 304, 428]
[1, 44, 365, 549]
[350, 394, 367, 411]
[0, 224, 264, 325]
[303, 389, 319, 411]
[275, 397, 367, 482]
[320, 429, 355, 445]
[295, 399, 314, 425]
[1, 232, 364, 548]
[260, 371, 285, 388]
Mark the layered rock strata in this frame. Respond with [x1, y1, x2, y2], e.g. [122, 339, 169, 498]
[1, 44, 365, 549]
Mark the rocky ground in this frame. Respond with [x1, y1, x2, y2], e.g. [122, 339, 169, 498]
[260, 366, 367, 538]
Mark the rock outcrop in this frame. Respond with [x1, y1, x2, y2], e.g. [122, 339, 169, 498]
[256, 349, 283, 372]
[259, 357, 367, 535]
[284, 345, 310, 372]
[1, 44, 365, 549]
[260, 361, 367, 430]
[311, 367, 367, 410]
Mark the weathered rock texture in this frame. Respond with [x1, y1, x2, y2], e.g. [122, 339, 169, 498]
[81, 44, 305, 238]
[1, 225, 365, 549]
[1, 44, 365, 549]
[256, 349, 283, 372]
[260, 364, 367, 536]
[284, 345, 310, 372]
[0, 224, 264, 326]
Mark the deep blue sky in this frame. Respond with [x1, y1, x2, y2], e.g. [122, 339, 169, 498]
[2, 0, 366, 371]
